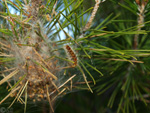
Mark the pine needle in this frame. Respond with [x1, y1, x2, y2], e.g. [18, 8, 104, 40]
[0, 86, 20, 104]
[77, 65, 93, 93]
[50, 74, 76, 95]
[52, 88, 66, 102]
[0, 69, 19, 85]
[46, 85, 54, 113]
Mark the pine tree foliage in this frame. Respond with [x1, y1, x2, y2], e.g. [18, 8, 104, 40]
[0, 0, 150, 113]
[0, 0, 106, 112]
[94, 0, 150, 113]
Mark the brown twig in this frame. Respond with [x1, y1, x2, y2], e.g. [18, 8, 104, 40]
[134, 0, 148, 49]
[83, 0, 101, 31]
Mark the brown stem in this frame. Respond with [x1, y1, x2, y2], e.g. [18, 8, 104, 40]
[134, 0, 147, 49]
[133, 34, 139, 50]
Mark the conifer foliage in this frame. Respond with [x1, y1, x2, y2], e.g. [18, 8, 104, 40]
[0, 0, 150, 113]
